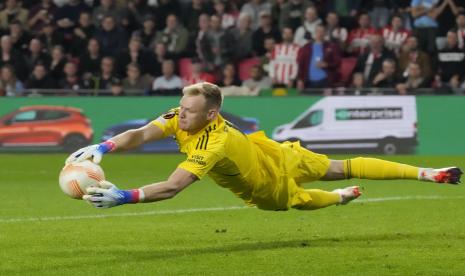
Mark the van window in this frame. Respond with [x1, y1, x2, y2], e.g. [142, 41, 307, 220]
[12, 111, 38, 122]
[293, 110, 323, 129]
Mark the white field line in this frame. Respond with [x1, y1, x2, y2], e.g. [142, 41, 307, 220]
[1, 195, 464, 224]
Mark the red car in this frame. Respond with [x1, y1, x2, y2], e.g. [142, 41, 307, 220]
[0, 105, 93, 152]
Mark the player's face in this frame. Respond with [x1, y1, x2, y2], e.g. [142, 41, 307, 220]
[179, 95, 215, 134]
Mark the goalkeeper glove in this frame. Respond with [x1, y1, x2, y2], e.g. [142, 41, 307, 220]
[83, 181, 144, 208]
[65, 140, 116, 164]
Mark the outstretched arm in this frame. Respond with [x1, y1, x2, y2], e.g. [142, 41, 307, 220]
[83, 168, 198, 208]
[65, 123, 164, 164]
[140, 168, 198, 202]
[111, 123, 164, 151]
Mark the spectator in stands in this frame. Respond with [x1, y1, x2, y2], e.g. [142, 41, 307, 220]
[271, 0, 286, 29]
[364, 0, 394, 29]
[116, 36, 149, 77]
[147, 42, 168, 77]
[433, 0, 465, 51]
[122, 62, 152, 95]
[25, 38, 51, 74]
[26, 63, 56, 89]
[151, 0, 182, 31]
[213, 0, 236, 30]
[450, 12, 465, 49]
[396, 62, 430, 94]
[217, 62, 241, 87]
[0, 64, 24, 96]
[371, 58, 399, 89]
[155, 14, 189, 58]
[70, 11, 95, 57]
[126, 0, 159, 31]
[348, 72, 366, 95]
[0, 0, 29, 31]
[90, 56, 118, 90]
[38, 22, 64, 54]
[109, 77, 125, 96]
[227, 13, 254, 60]
[325, 0, 360, 27]
[436, 31, 465, 86]
[259, 36, 276, 76]
[297, 24, 342, 91]
[269, 27, 299, 88]
[54, 0, 90, 38]
[95, 15, 127, 57]
[79, 38, 102, 78]
[294, 6, 322, 47]
[242, 64, 272, 92]
[206, 14, 229, 68]
[252, 11, 281, 56]
[9, 20, 31, 54]
[0, 35, 27, 81]
[183, 0, 213, 34]
[410, 0, 449, 53]
[393, 0, 414, 31]
[48, 45, 67, 80]
[151, 59, 183, 94]
[240, 0, 271, 30]
[347, 12, 377, 56]
[398, 36, 432, 80]
[447, 74, 464, 94]
[325, 12, 348, 52]
[92, 0, 126, 27]
[279, 0, 313, 31]
[352, 34, 395, 85]
[132, 15, 157, 49]
[183, 58, 216, 86]
[194, 14, 213, 67]
[59, 61, 83, 90]
[28, 0, 57, 35]
[382, 14, 411, 56]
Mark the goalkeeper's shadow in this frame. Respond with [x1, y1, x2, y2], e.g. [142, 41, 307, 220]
[102, 232, 430, 261]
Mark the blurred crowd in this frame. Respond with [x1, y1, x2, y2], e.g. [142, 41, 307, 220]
[1, 0, 465, 96]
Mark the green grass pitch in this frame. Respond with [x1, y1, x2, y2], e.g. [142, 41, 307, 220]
[1, 154, 464, 275]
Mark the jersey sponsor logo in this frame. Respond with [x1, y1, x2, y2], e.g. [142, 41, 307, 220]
[335, 108, 403, 120]
[186, 154, 206, 166]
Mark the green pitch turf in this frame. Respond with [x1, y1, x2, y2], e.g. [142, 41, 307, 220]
[1, 154, 464, 275]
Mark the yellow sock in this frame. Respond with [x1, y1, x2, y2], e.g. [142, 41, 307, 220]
[291, 189, 341, 210]
[344, 157, 419, 180]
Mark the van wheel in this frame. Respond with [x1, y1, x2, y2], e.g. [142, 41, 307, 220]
[380, 140, 398, 155]
[63, 134, 89, 152]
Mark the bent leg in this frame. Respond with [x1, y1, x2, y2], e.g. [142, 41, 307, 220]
[291, 188, 341, 210]
[321, 160, 345, 180]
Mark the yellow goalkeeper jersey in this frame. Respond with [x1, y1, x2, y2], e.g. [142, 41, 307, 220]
[152, 107, 330, 210]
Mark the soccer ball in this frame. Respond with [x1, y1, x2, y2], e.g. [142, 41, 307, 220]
[59, 160, 105, 199]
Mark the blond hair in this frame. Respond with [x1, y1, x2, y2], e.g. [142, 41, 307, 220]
[182, 82, 223, 109]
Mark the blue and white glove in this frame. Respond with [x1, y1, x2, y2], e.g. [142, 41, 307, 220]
[65, 140, 116, 164]
[83, 181, 144, 208]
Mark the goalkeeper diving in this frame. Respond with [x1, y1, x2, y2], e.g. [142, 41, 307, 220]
[66, 82, 463, 210]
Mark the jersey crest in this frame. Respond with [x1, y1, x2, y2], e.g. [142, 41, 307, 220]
[162, 108, 179, 119]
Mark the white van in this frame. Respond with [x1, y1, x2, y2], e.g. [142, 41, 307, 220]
[272, 96, 418, 154]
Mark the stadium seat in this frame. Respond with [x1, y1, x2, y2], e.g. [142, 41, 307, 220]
[178, 58, 193, 79]
[238, 58, 260, 81]
[340, 57, 357, 85]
